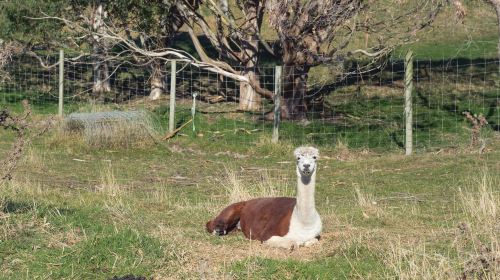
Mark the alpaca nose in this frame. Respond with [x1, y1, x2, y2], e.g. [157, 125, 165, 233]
[303, 164, 310, 169]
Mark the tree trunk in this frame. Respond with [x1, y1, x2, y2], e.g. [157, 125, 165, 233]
[237, 0, 262, 111]
[239, 69, 261, 111]
[279, 65, 309, 120]
[493, 1, 500, 60]
[149, 62, 165, 100]
[91, 3, 111, 96]
[92, 51, 111, 95]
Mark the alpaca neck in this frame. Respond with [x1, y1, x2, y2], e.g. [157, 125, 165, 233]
[295, 169, 317, 222]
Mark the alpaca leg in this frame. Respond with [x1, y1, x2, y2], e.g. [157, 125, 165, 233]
[264, 236, 299, 250]
[206, 201, 246, 235]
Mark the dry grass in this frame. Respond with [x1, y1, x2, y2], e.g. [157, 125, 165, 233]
[456, 169, 500, 280]
[1, 179, 43, 197]
[63, 110, 160, 148]
[459, 169, 498, 227]
[221, 167, 250, 203]
[1, 122, 498, 278]
[334, 138, 352, 161]
[21, 144, 46, 170]
[96, 161, 123, 197]
[385, 239, 454, 280]
[147, 184, 172, 206]
[384, 169, 500, 279]
[45, 121, 87, 151]
[354, 186, 384, 219]
[47, 227, 84, 249]
[220, 167, 292, 204]
[0, 181, 50, 252]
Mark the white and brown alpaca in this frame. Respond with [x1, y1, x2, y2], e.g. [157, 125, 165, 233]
[206, 146, 321, 249]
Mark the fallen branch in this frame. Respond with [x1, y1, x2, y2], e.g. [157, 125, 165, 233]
[162, 119, 193, 140]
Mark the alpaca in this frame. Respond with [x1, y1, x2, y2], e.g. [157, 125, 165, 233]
[206, 146, 321, 249]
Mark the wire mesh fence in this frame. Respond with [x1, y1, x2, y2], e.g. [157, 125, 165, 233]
[0, 52, 498, 151]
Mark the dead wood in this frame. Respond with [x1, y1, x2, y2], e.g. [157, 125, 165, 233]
[463, 111, 489, 153]
[162, 119, 193, 140]
[1, 100, 53, 181]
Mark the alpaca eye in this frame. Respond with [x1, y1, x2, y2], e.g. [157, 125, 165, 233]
[313, 156, 317, 160]
[297, 157, 301, 160]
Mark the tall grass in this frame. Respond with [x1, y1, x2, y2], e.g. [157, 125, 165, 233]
[385, 169, 500, 279]
[386, 239, 454, 280]
[97, 162, 122, 197]
[354, 187, 383, 218]
[220, 167, 292, 203]
[459, 170, 498, 227]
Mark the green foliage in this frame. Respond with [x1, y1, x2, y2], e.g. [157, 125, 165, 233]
[106, 0, 177, 38]
[0, 0, 66, 48]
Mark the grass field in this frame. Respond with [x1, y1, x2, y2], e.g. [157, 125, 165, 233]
[0, 114, 499, 279]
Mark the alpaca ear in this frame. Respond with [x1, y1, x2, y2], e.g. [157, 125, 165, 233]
[294, 147, 302, 158]
[311, 147, 319, 158]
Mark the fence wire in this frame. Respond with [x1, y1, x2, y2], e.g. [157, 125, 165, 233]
[0, 53, 498, 151]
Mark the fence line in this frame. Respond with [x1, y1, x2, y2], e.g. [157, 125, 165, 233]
[404, 50, 414, 155]
[58, 49, 64, 118]
[0, 52, 498, 151]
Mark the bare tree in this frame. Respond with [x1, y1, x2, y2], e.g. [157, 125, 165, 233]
[150, 1, 199, 100]
[236, 0, 266, 111]
[176, 0, 273, 111]
[267, 0, 361, 120]
[104, 1, 196, 100]
[266, 0, 444, 120]
[32, 9, 251, 83]
[33, 0, 446, 120]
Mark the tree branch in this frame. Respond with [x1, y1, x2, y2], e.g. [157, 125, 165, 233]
[29, 13, 249, 83]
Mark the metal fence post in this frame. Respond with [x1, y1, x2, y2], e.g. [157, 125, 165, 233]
[272, 65, 282, 143]
[58, 49, 64, 118]
[169, 60, 177, 133]
[404, 50, 413, 155]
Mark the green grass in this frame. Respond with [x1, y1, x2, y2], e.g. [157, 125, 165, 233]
[144, 82, 498, 152]
[1, 119, 499, 278]
[0, 91, 91, 115]
[230, 244, 384, 279]
[0, 192, 170, 279]
[4, 82, 496, 153]
[395, 37, 498, 60]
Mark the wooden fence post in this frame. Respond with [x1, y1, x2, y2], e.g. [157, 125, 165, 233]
[58, 50, 64, 118]
[272, 65, 282, 143]
[169, 60, 177, 133]
[404, 50, 413, 155]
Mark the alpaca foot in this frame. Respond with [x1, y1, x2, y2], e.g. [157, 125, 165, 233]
[206, 220, 229, 236]
[213, 227, 227, 236]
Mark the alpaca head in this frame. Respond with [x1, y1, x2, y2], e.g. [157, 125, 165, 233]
[294, 146, 319, 177]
